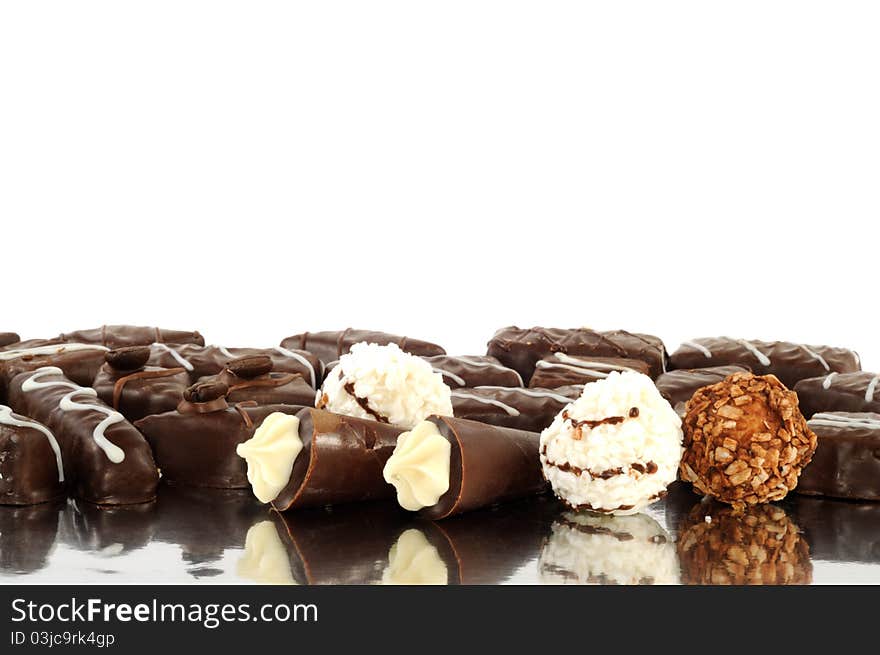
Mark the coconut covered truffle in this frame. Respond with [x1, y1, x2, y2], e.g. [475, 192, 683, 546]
[539, 371, 683, 515]
[316, 342, 453, 429]
[679, 372, 817, 508]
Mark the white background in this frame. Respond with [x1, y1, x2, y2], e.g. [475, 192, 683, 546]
[1, 2, 878, 370]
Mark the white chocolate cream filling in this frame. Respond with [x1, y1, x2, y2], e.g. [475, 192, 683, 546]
[382, 529, 448, 585]
[383, 420, 451, 511]
[237, 521, 296, 585]
[236, 412, 303, 503]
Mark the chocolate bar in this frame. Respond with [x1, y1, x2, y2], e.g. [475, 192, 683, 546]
[92, 347, 189, 422]
[135, 383, 305, 488]
[793, 372, 880, 418]
[0, 333, 19, 348]
[486, 326, 667, 383]
[421, 354, 523, 389]
[450, 385, 579, 433]
[795, 412, 880, 501]
[0, 406, 65, 505]
[148, 343, 322, 387]
[198, 356, 317, 407]
[669, 338, 860, 388]
[6, 367, 159, 505]
[654, 365, 750, 415]
[0, 343, 109, 400]
[529, 353, 651, 389]
[0, 501, 63, 573]
[60, 325, 204, 348]
[280, 329, 445, 364]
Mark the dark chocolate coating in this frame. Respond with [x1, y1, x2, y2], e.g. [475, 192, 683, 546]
[794, 372, 880, 418]
[0, 409, 66, 506]
[199, 370, 317, 407]
[421, 416, 547, 520]
[7, 369, 159, 506]
[529, 355, 651, 389]
[487, 326, 667, 383]
[795, 412, 880, 500]
[654, 365, 750, 415]
[93, 364, 189, 422]
[0, 500, 63, 573]
[60, 325, 204, 348]
[135, 404, 304, 489]
[451, 386, 579, 433]
[272, 408, 405, 511]
[148, 344, 322, 387]
[0, 345, 108, 401]
[421, 355, 523, 389]
[0, 333, 20, 348]
[281, 329, 445, 364]
[669, 338, 860, 388]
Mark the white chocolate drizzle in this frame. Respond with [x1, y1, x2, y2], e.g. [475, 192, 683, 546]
[809, 413, 880, 431]
[472, 385, 575, 404]
[21, 367, 126, 463]
[432, 368, 466, 387]
[454, 356, 525, 386]
[0, 405, 65, 482]
[451, 390, 520, 416]
[537, 354, 640, 380]
[734, 339, 771, 367]
[822, 373, 837, 389]
[274, 346, 317, 388]
[151, 343, 193, 372]
[0, 343, 108, 361]
[800, 345, 830, 371]
[682, 341, 712, 359]
[866, 376, 880, 403]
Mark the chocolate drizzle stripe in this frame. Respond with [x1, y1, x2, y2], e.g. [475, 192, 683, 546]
[111, 367, 186, 410]
[563, 406, 639, 430]
[342, 380, 389, 424]
[544, 457, 658, 480]
[227, 373, 299, 394]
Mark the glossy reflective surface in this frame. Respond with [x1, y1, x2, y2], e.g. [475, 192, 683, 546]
[1, 483, 878, 584]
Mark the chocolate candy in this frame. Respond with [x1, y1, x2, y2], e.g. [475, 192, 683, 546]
[135, 401, 304, 489]
[0, 333, 20, 348]
[795, 412, 880, 501]
[0, 406, 65, 505]
[654, 365, 750, 416]
[148, 343, 322, 388]
[60, 325, 204, 348]
[198, 356, 317, 407]
[529, 353, 651, 389]
[92, 347, 189, 422]
[793, 372, 880, 418]
[451, 385, 579, 433]
[6, 367, 159, 505]
[280, 329, 445, 364]
[487, 326, 667, 383]
[669, 338, 860, 388]
[0, 344, 109, 401]
[421, 354, 523, 389]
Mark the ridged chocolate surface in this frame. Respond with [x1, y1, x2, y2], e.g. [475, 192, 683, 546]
[280, 329, 445, 364]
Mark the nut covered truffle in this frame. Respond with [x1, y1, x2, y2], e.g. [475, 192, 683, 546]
[680, 372, 817, 508]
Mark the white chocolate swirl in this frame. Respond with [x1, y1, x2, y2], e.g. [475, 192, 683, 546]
[383, 420, 451, 512]
[236, 412, 303, 503]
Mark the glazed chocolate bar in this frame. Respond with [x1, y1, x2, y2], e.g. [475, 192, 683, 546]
[451, 385, 580, 433]
[654, 365, 750, 415]
[148, 344, 322, 388]
[793, 372, 880, 418]
[0, 343, 109, 400]
[487, 326, 667, 383]
[529, 354, 651, 389]
[0, 333, 20, 348]
[669, 338, 860, 388]
[6, 367, 159, 505]
[0, 406, 65, 505]
[93, 347, 189, 422]
[60, 325, 204, 348]
[134, 383, 305, 489]
[421, 354, 523, 389]
[280, 328, 445, 364]
[198, 356, 317, 407]
[795, 412, 880, 501]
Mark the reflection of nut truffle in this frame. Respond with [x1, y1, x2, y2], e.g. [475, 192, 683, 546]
[677, 501, 812, 585]
[680, 372, 816, 507]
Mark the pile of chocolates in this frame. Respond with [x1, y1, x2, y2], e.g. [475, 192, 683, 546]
[1, 324, 877, 524]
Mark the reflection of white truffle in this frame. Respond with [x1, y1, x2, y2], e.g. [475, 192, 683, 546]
[317, 342, 453, 429]
[237, 521, 296, 585]
[540, 371, 682, 515]
[539, 512, 679, 585]
[381, 529, 448, 585]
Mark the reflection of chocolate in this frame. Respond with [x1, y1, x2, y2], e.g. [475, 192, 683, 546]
[654, 365, 750, 416]
[530, 354, 651, 390]
[0, 344, 108, 400]
[677, 500, 812, 584]
[60, 498, 157, 556]
[0, 406, 66, 505]
[421, 355, 523, 389]
[794, 372, 880, 418]
[0, 500, 63, 574]
[93, 356, 189, 422]
[790, 495, 880, 563]
[451, 386, 579, 433]
[281, 329, 445, 364]
[0, 333, 20, 348]
[136, 403, 305, 488]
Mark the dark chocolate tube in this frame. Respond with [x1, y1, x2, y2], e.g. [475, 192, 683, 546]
[529, 354, 651, 389]
[793, 372, 880, 418]
[281, 329, 445, 364]
[0, 344, 109, 401]
[7, 367, 159, 505]
[421, 355, 523, 389]
[451, 385, 579, 433]
[0, 500, 63, 574]
[60, 325, 204, 348]
[0, 406, 66, 505]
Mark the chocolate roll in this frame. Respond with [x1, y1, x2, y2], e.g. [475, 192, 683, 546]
[384, 416, 547, 520]
[0, 406, 65, 505]
[60, 325, 204, 348]
[795, 412, 880, 501]
[0, 343, 109, 400]
[148, 343, 322, 387]
[529, 353, 651, 389]
[487, 326, 667, 383]
[0, 332, 20, 348]
[92, 347, 189, 422]
[451, 385, 579, 433]
[421, 355, 523, 389]
[793, 372, 880, 418]
[0, 500, 63, 574]
[135, 386, 305, 489]
[281, 328, 445, 364]
[7, 367, 159, 505]
[198, 356, 317, 407]
[654, 365, 750, 416]
[669, 338, 860, 388]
